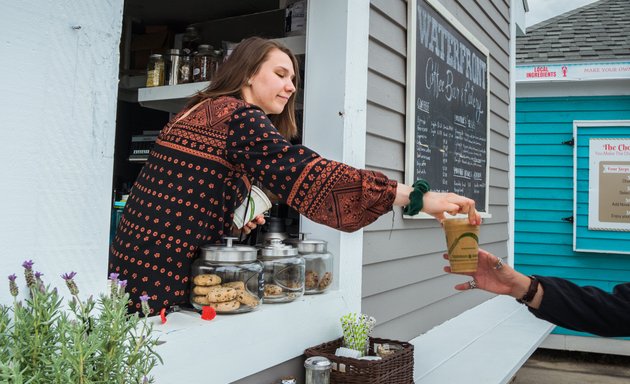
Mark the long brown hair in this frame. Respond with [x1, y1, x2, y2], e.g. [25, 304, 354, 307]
[189, 37, 300, 139]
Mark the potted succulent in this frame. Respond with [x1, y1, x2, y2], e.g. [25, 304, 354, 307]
[0, 260, 161, 383]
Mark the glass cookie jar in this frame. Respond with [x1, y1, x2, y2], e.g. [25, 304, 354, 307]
[258, 238, 305, 303]
[190, 237, 263, 313]
[285, 235, 333, 294]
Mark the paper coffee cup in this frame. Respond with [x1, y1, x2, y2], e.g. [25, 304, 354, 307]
[443, 218, 480, 273]
[232, 186, 272, 229]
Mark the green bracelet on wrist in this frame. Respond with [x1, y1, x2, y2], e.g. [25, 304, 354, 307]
[403, 179, 431, 216]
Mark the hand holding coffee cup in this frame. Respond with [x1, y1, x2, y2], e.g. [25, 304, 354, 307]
[232, 186, 272, 230]
[443, 217, 480, 272]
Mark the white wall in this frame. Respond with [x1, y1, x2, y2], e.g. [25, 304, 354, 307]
[0, 0, 123, 304]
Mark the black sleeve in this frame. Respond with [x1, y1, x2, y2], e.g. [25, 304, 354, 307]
[528, 276, 630, 337]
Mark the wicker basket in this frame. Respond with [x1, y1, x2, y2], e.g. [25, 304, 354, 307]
[304, 337, 414, 384]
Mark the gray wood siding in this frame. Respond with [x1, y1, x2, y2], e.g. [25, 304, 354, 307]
[364, 0, 511, 341]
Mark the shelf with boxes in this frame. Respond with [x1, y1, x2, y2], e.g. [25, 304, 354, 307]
[137, 35, 305, 113]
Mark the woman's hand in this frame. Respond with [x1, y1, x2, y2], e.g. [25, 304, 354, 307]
[443, 248, 534, 302]
[422, 191, 481, 225]
[232, 214, 266, 236]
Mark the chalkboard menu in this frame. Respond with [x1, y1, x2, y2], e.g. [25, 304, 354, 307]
[406, 0, 490, 213]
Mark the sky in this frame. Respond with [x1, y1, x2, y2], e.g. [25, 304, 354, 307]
[525, 0, 600, 27]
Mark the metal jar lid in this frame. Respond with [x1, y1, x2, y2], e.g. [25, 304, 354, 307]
[198, 237, 258, 262]
[196, 44, 213, 53]
[258, 238, 298, 258]
[284, 238, 327, 254]
[304, 356, 332, 371]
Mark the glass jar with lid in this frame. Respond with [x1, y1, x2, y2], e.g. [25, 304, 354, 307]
[178, 54, 192, 84]
[181, 25, 200, 56]
[258, 238, 304, 303]
[285, 234, 334, 294]
[192, 44, 214, 82]
[190, 237, 263, 313]
[211, 49, 223, 76]
[145, 54, 165, 87]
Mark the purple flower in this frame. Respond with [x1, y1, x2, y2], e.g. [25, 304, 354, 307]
[61, 271, 79, 295]
[118, 280, 127, 289]
[109, 272, 119, 281]
[139, 294, 151, 316]
[8, 274, 18, 297]
[34, 271, 43, 279]
[23, 261, 35, 288]
[61, 271, 77, 281]
[22, 260, 34, 270]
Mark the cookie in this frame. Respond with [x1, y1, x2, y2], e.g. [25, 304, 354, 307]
[318, 272, 332, 290]
[208, 300, 241, 312]
[236, 290, 260, 307]
[192, 285, 216, 295]
[206, 287, 237, 302]
[264, 284, 283, 297]
[193, 274, 222, 286]
[222, 281, 245, 290]
[305, 270, 319, 290]
[192, 295, 211, 305]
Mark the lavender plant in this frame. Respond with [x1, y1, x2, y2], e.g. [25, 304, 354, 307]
[0, 262, 161, 383]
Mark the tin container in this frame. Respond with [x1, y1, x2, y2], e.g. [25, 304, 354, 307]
[166, 49, 181, 85]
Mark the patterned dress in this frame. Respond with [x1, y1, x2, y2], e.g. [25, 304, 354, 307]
[109, 96, 397, 314]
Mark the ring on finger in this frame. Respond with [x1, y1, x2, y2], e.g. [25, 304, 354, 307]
[494, 257, 503, 270]
[468, 280, 477, 289]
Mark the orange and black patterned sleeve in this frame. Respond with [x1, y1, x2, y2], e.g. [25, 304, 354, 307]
[226, 106, 398, 232]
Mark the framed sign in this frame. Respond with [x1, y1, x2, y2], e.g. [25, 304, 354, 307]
[405, 0, 491, 217]
[573, 121, 630, 254]
[588, 138, 630, 231]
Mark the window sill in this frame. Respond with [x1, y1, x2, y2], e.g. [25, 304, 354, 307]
[148, 290, 348, 383]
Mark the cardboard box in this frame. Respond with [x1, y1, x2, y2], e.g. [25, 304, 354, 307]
[130, 26, 172, 70]
[191, 9, 286, 50]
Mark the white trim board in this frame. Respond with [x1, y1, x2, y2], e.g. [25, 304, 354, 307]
[541, 334, 630, 356]
[516, 79, 630, 98]
[411, 295, 554, 384]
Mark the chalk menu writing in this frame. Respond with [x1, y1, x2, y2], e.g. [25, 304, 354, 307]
[413, 1, 489, 211]
[599, 162, 630, 224]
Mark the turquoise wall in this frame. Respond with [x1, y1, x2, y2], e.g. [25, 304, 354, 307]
[515, 95, 630, 337]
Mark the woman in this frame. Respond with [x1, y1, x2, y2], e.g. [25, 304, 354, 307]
[444, 249, 630, 337]
[109, 37, 480, 315]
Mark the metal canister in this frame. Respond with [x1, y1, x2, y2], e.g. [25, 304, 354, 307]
[304, 356, 331, 384]
[166, 49, 181, 85]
